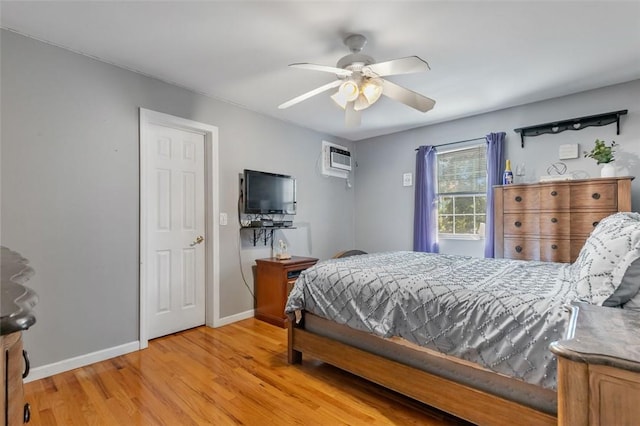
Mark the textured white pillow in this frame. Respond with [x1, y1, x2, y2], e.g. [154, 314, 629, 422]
[574, 212, 640, 305]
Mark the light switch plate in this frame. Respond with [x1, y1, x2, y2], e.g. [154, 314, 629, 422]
[559, 143, 579, 160]
[403, 173, 413, 187]
[219, 212, 228, 226]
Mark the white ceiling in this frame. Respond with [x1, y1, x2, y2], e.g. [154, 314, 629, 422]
[2, 1, 640, 141]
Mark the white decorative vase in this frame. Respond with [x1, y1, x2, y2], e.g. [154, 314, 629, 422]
[600, 163, 616, 177]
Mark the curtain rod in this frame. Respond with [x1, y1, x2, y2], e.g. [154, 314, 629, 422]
[415, 136, 486, 151]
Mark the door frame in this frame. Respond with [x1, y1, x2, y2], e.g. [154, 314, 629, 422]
[139, 108, 220, 349]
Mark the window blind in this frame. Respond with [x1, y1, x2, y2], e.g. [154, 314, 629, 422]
[437, 145, 487, 194]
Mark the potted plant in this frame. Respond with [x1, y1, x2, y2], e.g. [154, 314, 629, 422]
[584, 139, 617, 177]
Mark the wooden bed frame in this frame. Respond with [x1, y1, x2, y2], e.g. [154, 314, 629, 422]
[288, 312, 556, 425]
[288, 304, 640, 425]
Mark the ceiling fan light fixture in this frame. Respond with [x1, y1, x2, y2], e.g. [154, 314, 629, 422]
[362, 78, 383, 105]
[354, 94, 371, 111]
[330, 91, 347, 109]
[280, 33, 435, 124]
[339, 80, 360, 102]
[331, 80, 360, 109]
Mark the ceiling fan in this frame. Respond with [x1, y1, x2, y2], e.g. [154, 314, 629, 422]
[278, 33, 436, 127]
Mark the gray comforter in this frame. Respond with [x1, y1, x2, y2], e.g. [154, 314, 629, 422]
[285, 251, 577, 390]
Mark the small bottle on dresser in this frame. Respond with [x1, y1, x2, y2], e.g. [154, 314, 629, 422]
[503, 159, 514, 185]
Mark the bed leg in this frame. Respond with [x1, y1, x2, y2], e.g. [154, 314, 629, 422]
[287, 320, 302, 364]
[288, 348, 302, 364]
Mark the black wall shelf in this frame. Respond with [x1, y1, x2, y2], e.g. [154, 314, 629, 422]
[513, 110, 627, 148]
[240, 226, 296, 247]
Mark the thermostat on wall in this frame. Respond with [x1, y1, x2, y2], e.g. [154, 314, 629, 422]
[558, 143, 579, 160]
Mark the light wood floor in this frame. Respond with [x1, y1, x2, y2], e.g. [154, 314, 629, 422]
[24, 318, 471, 425]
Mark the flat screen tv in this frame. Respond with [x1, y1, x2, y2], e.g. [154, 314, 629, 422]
[243, 169, 296, 215]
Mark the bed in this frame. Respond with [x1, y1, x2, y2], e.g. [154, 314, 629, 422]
[285, 212, 640, 425]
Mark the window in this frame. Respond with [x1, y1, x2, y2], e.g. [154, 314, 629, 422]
[437, 145, 487, 237]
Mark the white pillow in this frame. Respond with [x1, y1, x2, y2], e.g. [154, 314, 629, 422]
[574, 212, 640, 306]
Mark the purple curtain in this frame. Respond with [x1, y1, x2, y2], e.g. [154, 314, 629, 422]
[484, 132, 506, 258]
[413, 145, 439, 253]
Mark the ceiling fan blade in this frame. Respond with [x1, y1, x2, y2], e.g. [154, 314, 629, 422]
[381, 79, 436, 113]
[278, 80, 342, 109]
[345, 101, 361, 127]
[289, 63, 353, 77]
[364, 56, 430, 77]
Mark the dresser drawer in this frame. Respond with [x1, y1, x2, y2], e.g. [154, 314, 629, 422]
[504, 238, 540, 261]
[539, 185, 570, 210]
[571, 183, 617, 209]
[503, 187, 540, 211]
[571, 211, 616, 235]
[504, 213, 539, 235]
[571, 238, 588, 260]
[539, 239, 571, 263]
[540, 212, 570, 236]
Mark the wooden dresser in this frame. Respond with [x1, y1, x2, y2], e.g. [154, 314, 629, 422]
[494, 177, 633, 262]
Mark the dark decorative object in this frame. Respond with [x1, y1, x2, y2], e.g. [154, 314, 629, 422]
[514, 110, 627, 148]
[1, 247, 38, 334]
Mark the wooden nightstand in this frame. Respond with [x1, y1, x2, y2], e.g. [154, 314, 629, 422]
[551, 302, 640, 425]
[255, 256, 318, 328]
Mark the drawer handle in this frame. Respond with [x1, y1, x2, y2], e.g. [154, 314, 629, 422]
[551, 244, 558, 250]
[592, 193, 601, 200]
[24, 403, 31, 424]
[592, 221, 600, 228]
[514, 221, 522, 227]
[515, 246, 523, 253]
[22, 349, 30, 379]
[515, 196, 523, 202]
[551, 217, 558, 223]
[550, 191, 558, 196]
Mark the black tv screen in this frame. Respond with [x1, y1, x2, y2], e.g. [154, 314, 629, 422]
[243, 169, 296, 215]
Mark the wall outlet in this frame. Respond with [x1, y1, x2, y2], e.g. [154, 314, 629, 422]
[219, 212, 228, 226]
[403, 173, 413, 187]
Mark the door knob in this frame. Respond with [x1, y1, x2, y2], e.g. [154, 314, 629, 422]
[190, 235, 204, 246]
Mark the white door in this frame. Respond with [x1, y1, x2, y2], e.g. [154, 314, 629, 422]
[145, 124, 206, 339]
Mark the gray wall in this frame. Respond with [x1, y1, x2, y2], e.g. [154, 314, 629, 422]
[1, 30, 355, 368]
[354, 80, 640, 256]
[4, 28, 639, 371]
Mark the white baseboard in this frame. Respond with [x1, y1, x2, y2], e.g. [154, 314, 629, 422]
[25, 341, 140, 383]
[211, 308, 254, 327]
[26, 310, 255, 383]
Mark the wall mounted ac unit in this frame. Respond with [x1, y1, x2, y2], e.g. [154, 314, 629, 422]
[321, 141, 351, 178]
[329, 146, 352, 171]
